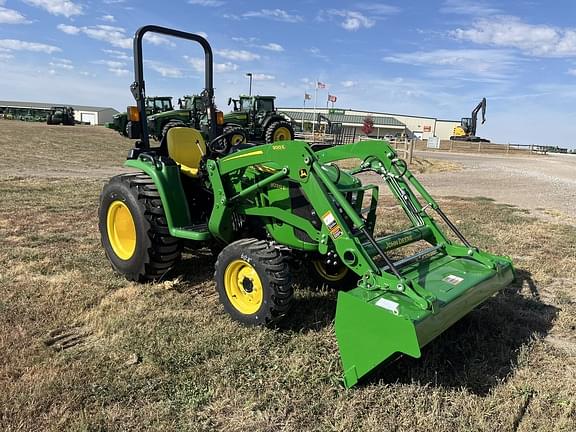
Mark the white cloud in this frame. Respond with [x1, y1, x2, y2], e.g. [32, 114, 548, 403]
[23, 0, 82, 18]
[452, 16, 576, 58]
[94, 59, 125, 68]
[0, 6, 30, 23]
[384, 48, 515, 79]
[184, 55, 238, 73]
[0, 38, 61, 53]
[49, 58, 73, 69]
[109, 67, 129, 76]
[260, 43, 284, 52]
[322, 9, 375, 31]
[58, 24, 130, 49]
[57, 24, 80, 34]
[102, 48, 131, 61]
[241, 9, 302, 23]
[101, 14, 115, 23]
[94, 59, 130, 76]
[144, 33, 175, 47]
[146, 61, 184, 78]
[216, 49, 260, 61]
[252, 73, 275, 81]
[440, 0, 501, 16]
[0, 52, 14, 60]
[188, 0, 224, 6]
[341, 80, 358, 88]
[58, 24, 177, 50]
[355, 3, 400, 16]
[568, 69, 576, 76]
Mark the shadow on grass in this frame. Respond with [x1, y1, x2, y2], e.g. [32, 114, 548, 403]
[368, 268, 558, 396]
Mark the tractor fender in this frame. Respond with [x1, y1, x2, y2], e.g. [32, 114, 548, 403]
[124, 158, 193, 233]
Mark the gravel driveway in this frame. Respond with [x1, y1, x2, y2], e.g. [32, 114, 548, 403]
[416, 151, 576, 224]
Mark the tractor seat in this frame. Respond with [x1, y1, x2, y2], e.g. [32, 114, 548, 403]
[166, 127, 206, 177]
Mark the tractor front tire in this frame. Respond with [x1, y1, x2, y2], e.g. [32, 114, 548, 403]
[215, 239, 292, 326]
[99, 173, 182, 282]
[308, 258, 359, 290]
[265, 120, 294, 143]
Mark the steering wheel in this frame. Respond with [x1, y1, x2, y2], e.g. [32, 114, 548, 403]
[208, 128, 247, 155]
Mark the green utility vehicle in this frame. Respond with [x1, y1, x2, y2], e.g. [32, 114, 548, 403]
[107, 96, 174, 137]
[99, 25, 515, 388]
[145, 94, 207, 141]
[224, 95, 294, 143]
[46, 106, 75, 125]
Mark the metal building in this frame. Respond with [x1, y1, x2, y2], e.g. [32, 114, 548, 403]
[0, 101, 118, 125]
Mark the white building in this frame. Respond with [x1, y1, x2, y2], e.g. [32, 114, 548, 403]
[0, 100, 118, 125]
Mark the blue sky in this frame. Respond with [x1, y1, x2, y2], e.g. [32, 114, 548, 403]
[1, 0, 576, 148]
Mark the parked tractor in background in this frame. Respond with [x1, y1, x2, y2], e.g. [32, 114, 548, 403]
[450, 98, 490, 142]
[145, 94, 207, 141]
[224, 95, 294, 144]
[107, 96, 174, 137]
[46, 106, 75, 126]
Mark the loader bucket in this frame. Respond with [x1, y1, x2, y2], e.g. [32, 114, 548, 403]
[335, 254, 514, 388]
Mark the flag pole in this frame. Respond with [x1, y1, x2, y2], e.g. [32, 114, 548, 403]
[302, 95, 306, 133]
[312, 81, 318, 138]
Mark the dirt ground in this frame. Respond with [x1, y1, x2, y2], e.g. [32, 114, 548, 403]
[416, 151, 576, 225]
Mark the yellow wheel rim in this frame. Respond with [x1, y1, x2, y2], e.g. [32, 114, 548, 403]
[106, 200, 136, 260]
[273, 126, 290, 141]
[312, 260, 348, 282]
[230, 133, 246, 145]
[224, 259, 263, 315]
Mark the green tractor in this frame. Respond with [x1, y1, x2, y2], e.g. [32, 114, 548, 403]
[107, 96, 174, 137]
[145, 94, 208, 141]
[46, 106, 75, 126]
[99, 26, 515, 388]
[224, 95, 294, 144]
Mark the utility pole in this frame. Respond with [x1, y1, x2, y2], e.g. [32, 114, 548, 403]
[245, 72, 253, 96]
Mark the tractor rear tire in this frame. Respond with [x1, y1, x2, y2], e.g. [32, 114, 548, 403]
[161, 120, 187, 140]
[215, 239, 292, 326]
[265, 120, 294, 143]
[99, 173, 182, 282]
[224, 125, 246, 147]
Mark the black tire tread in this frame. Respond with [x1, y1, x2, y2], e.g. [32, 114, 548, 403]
[100, 173, 182, 281]
[215, 238, 292, 326]
[265, 120, 294, 144]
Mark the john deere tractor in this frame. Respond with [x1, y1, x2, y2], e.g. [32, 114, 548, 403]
[224, 95, 294, 144]
[107, 96, 174, 137]
[145, 94, 207, 141]
[46, 106, 75, 125]
[99, 26, 515, 388]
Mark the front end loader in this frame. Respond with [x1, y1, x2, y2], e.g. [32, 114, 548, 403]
[99, 25, 515, 388]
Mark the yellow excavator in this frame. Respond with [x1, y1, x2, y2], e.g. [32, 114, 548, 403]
[451, 98, 490, 142]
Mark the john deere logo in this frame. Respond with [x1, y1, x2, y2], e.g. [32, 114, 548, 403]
[299, 169, 308, 178]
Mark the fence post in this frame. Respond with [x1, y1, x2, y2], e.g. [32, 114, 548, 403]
[408, 139, 414, 164]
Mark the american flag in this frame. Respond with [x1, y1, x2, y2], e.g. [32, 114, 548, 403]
[304, 93, 311, 100]
[328, 94, 337, 103]
[317, 81, 326, 89]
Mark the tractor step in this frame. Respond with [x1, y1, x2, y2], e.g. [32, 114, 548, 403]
[171, 223, 211, 241]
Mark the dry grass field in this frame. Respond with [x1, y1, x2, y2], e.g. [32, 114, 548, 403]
[0, 120, 575, 431]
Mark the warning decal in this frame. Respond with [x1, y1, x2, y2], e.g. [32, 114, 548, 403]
[443, 275, 464, 285]
[322, 211, 343, 239]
